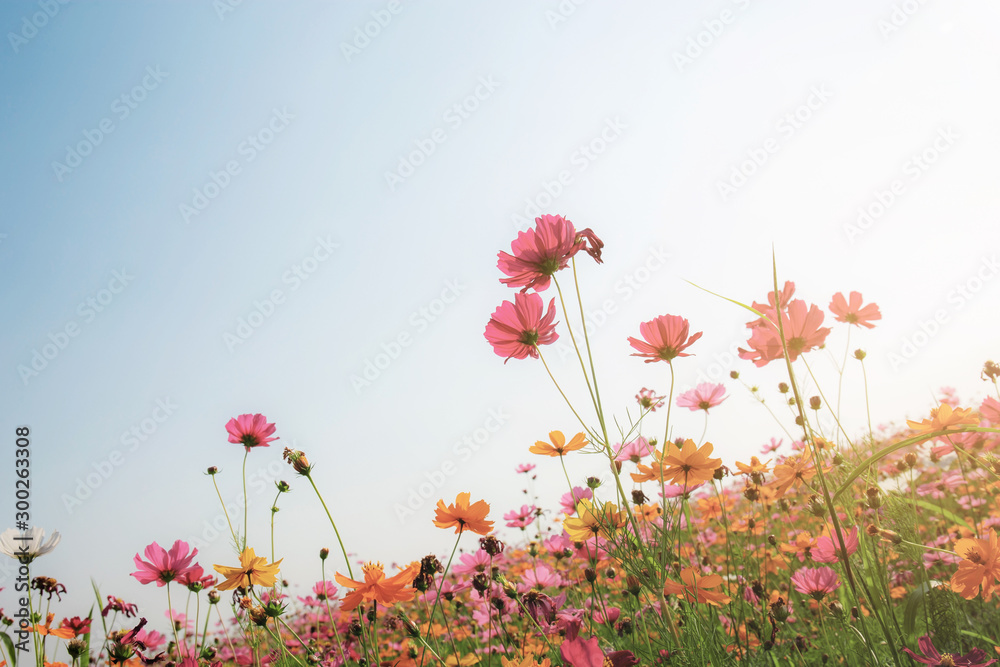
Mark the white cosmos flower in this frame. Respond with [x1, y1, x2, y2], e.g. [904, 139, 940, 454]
[0, 527, 61, 563]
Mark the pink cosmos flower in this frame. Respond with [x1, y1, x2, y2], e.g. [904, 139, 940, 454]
[176, 564, 216, 591]
[516, 463, 536, 474]
[497, 214, 587, 293]
[676, 383, 727, 413]
[560, 633, 638, 667]
[132, 627, 167, 651]
[484, 291, 559, 362]
[829, 292, 881, 329]
[790, 566, 840, 600]
[903, 635, 997, 666]
[628, 315, 702, 363]
[503, 505, 537, 529]
[738, 299, 831, 368]
[761, 437, 783, 454]
[521, 564, 564, 590]
[613, 437, 655, 463]
[226, 414, 278, 451]
[542, 534, 573, 556]
[636, 387, 665, 412]
[811, 526, 859, 563]
[131, 540, 199, 587]
[453, 549, 505, 575]
[980, 397, 1000, 426]
[559, 487, 592, 515]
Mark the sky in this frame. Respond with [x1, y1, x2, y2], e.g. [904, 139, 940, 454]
[2, 0, 1000, 641]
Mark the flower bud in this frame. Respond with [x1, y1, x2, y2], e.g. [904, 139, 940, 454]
[854, 349, 866, 360]
[904, 452, 917, 468]
[586, 476, 601, 489]
[584, 568, 597, 583]
[809, 396, 821, 410]
[319, 548, 329, 560]
[730, 371, 739, 379]
[778, 383, 789, 394]
[982, 360, 1000, 381]
[632, 489, 648, 505]
[282, 447, 313, 475]
[480, 535, 505, 557]
[206, 466, 219, 475]
[276, 480, 291, 493]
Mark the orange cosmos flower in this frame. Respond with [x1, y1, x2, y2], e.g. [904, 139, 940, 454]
[213, 547, 283, 591]
[335, 561, 420, 611]
[529, 431, 588, 457]
[951, 530, 1000, 601]
[563, 499, 626, 542]
[663, 567, 731, 607]
[28, 613, 75, 639]
[906, 404, 979, 435]
[433, 492, 494, 535]
[769, 449, 816, 498]
[734, 456, 771, 486]
[660, 439, 722, 487]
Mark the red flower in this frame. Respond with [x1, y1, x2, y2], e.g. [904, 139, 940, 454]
[484, 292, 559, 362]
[497, 215, 586, 292]
[829, 291, 881, 329]
[226, 413, 278, 450]
[628, 315, 702, 363]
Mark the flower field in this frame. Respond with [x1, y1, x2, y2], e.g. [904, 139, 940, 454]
[4, 215, 1000, 667]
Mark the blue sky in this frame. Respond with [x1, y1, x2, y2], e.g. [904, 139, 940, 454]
[2, 0, 1000, 641]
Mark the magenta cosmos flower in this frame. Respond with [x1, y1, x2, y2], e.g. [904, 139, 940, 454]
[131, 540, 199, 587]
[903, 635, 997, 666]
[497, 215, 603, 293]
[790, 566, 840, 601]
[676, 382, 727, 412]
[484, 291, 559, 362]
[628, 315, 702, 363]
[614, 436, 655, 463]
[226, 413, 278, 450]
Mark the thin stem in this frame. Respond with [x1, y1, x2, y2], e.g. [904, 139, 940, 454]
[536, 348, 601, 442]
[304, 474, 353, 579]
[211, 473, 239, 550]
[242, 449, 250, 550]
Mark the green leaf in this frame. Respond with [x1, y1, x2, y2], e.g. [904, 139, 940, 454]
[0, 631, 17, 667]
[832, 427, 1000, 502]
[902, 580, 938, 637]
[909, 499, 973, 532]
[683, 279, 767, 322]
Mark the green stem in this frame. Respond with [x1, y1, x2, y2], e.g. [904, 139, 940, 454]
[242, 449, 250, 550]
[304, 473, 353, 579]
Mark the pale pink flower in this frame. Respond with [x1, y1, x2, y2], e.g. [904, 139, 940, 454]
[636, 387, 665, 412]
[790, 566, 840, 600]
[516, 463, 536, 474]
[980, 397, 1000, 425]
[828, 291, 881, 329]
[676, 383, 727, 413]
[504, 505, 537, 529]
[811, 526, 859, 563]
[559, 487, 592, 515]
[614, 436, 655, 463]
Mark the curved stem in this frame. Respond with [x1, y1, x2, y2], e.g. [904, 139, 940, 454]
[305, 474, 353, 579]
